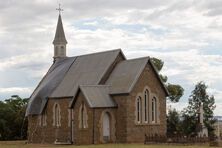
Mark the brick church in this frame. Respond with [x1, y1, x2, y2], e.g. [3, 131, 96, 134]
[26, 12, 168, 145]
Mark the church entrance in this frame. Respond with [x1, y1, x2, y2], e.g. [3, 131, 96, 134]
[103, 112, 110, 142]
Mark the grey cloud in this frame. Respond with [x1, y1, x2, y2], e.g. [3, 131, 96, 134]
[195, 0, 222, 16]
[0, 0, 222, 115]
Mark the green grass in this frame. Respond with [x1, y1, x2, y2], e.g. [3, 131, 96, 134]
[0, 141, 218, 148]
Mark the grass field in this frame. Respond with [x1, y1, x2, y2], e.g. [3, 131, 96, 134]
[0, 141, 218, 148]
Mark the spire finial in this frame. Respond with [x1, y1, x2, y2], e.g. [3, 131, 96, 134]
[56, 3, 63, 14]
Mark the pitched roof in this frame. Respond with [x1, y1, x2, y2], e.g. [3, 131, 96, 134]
[106, 57, 169, 95]
[77, 85, 117, 108]
[106, 57, 149, 94]
[50, 49, 123, 98]
[53, 14, 67, 44]
[26, 49, 123, 116]
[26, 57, 76, 115]
[26, 49, 168, 116]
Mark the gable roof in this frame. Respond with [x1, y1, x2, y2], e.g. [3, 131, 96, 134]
[50, 49, 124, 98]
[26, 49, 124, 116]
[73, 85, 117, 108]
[106, 57, 169, 95]
[106, 57, 149, 94]
[26, 49, 169, 116]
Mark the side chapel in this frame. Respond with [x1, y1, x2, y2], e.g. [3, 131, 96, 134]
[26, 11, 168, 145]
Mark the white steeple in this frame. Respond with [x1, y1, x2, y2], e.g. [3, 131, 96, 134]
[53, 4, 67, 60]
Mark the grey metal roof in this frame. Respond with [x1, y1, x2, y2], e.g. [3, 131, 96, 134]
[50, 49, 123, 98]
[106, 57, 149, 94]
[26, 57, 76, 116]
[78, 85, 117, 108]
[26, 49, 123, 116]
[106, 57, 169, 95]
[26, 48, 169, 116]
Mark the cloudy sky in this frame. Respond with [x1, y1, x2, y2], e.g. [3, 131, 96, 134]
[0, 0, 222, 115]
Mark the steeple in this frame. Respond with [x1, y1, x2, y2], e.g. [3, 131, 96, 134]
[53, 4, 67, 60]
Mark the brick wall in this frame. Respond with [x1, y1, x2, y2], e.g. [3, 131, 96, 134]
[125, 63, 167, 143]
[73, 91, 117, 144]
[27, 98, 72, 144]
[27, 62, 166, 145]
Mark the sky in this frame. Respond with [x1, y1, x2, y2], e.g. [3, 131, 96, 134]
[0, 0, 222, 115]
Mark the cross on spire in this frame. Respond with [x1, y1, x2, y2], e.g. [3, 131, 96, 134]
[56, 3, 63, 14]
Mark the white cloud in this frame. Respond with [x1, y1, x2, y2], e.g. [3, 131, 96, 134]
[0, 87, 31, 93]
[0, 53, 50, 71]
[0, 0, 221, 115]
[83, 21, 98, 26]
[0, 87, 33, 99]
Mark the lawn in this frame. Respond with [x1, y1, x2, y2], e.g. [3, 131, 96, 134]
[0, 141, 218, 148]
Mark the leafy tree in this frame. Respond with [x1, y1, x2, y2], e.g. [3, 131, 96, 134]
[182, 81, 216, 136]
[0, 95, 28, 140]
[180, 113, 197, 136]
[151, 57, 184, 102]
[167, 109, 181, 136]
[167, 84, 184, 103]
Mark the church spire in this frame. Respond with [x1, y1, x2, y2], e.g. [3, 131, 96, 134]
[53, 14, 67, 45]
[53, 4, 67, 59]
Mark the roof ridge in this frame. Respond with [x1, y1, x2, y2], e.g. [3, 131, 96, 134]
[69, 48, 122, 58]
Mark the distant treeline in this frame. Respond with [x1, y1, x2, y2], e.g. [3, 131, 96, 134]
[0, 95, 28, 140]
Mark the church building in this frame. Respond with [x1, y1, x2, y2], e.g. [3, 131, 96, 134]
[26, 12, 168, 144]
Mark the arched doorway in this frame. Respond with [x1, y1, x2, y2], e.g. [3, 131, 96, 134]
[103, 112, 110, 142]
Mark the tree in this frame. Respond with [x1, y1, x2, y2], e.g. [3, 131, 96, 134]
[151, 57, 184, 102]
[182, 81, 216, 136]
[180, 112, 197, 136]
[167, 109, 181, 136]
[0, 95, 28, 140]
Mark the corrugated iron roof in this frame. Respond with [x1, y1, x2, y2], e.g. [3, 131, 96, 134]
[79, 85, 117, 108]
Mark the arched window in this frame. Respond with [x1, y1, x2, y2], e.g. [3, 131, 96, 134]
[79, 103, 88, 129]
[152, 97, 157, 123]
[136, 97, 142, 123]
[53, 103, 61, 127]
[144, 90, 149, 123]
